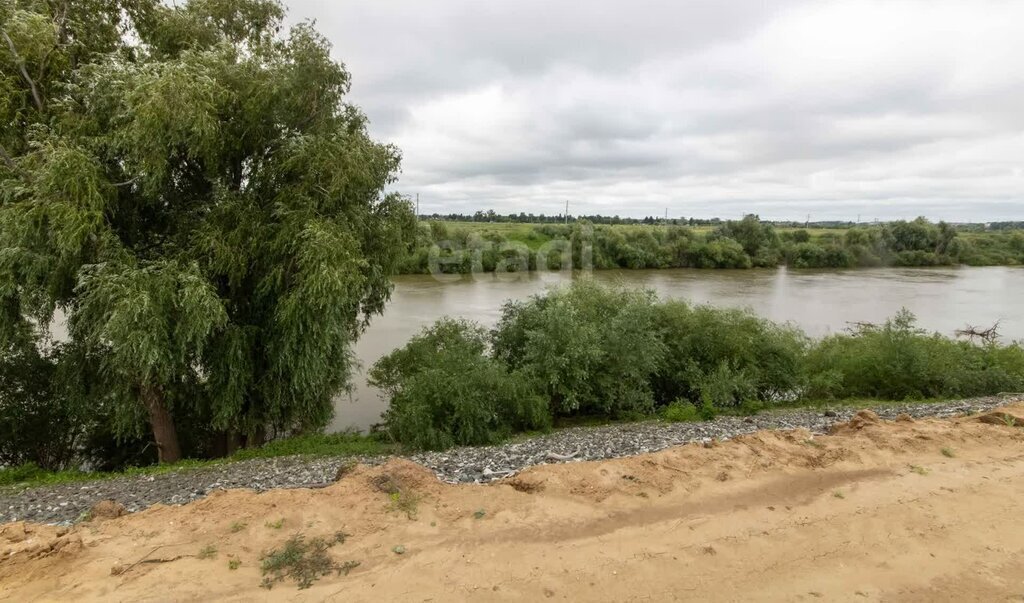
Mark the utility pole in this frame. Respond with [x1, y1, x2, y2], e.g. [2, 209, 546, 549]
[564, 200, 569, 225]
[416, 193, 420, 221]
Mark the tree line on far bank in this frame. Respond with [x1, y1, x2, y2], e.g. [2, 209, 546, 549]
[419, 210, 1024, 233]
[397, 216, 1024, 274]
[372, 280, 1024, 450]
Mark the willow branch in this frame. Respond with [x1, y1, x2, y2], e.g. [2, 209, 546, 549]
[113, 175, 142, 187]
[2, 31, 45, 112]
[0, 144, 16, 171]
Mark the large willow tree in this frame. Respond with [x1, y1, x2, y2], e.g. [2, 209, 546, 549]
[0, 0, 415, 462]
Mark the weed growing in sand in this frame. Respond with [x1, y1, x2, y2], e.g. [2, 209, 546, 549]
[373, 474, 421, 519]
[230, 521, 247, 533]
[388, 491, 421, 519]
[473, 509, 487, 519]
[833, 491, 845, 499]
[941, 447, 956, 458]
[198, 545, 218, 560]
[908, 464, 929, 476]
[265, 518, 284, 530]
[229, 559, 241, 570]
[1002, 415, 1018, 428]
[803, 439, 824, 449]
[260, 533, 360, 590]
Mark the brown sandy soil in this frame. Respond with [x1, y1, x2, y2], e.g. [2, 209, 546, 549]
[3, 407, 1024, 602]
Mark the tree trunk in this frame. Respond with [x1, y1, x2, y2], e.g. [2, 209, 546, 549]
[246, 426, 267, 448]
[142, 385, 182, 463]
[225, 431, 242, 456]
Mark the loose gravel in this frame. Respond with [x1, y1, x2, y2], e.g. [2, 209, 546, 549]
[2, 396, 1018, 525]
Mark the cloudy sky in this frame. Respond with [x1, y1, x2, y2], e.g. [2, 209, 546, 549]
[288, 0, 1024, 221]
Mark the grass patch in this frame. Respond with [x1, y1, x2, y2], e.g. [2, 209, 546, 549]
[833, 490, 845, 499]
[0, 431, 393, 490]
[230, 521, 247, 533]
[0, 459, 212, 489]
[229, 558, 241, 570]
[663, 402, 702, 423]
[908, 464, 929, 476]
[265, 518, 284, 530]
[198, 544, 218, 560]
[941, 447, 955, 458]
[230, 432, 392, 461]
[260, 533, 358, 590]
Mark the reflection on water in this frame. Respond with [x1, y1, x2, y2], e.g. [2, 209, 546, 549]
[332, 266, 1024, 432]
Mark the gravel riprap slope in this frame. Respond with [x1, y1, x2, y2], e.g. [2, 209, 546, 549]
[2, 396, 1017, 525]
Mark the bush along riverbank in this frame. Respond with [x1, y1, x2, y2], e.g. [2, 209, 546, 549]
[372, 280, 1024, 450]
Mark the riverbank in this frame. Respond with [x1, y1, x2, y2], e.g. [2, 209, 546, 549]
[2, 395, 1016, 525]
[3, 401, 1024, 601]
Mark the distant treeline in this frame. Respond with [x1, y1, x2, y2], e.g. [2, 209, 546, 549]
[397, 216, 1024, 274]
[419, 210, 1024, 231]
[424, 210, 733, 226]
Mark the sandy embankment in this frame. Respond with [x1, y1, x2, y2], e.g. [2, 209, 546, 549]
[3, 406, 1024, 601]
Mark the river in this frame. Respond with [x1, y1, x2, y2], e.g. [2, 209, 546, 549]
[332, 266, 1024, 432]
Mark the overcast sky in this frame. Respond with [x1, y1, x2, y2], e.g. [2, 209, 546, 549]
[287, 0, 1024, 221]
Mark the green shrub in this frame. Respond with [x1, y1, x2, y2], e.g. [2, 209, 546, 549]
[371, 319, 549, 450]
[662, 401, 701, 422]
[492, 280, 666, 418]
[696, 361, 757, 408]
[804, 310, 1024, 399]
[653, 301, 807, 408]
[369, 318, 489, 397]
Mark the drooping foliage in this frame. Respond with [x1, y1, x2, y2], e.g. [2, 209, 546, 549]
[0, 0, 415, 462]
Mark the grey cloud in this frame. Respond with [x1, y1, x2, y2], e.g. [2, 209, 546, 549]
[287, 0, 1024, 220]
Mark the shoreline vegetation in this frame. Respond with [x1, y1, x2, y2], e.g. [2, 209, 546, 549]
[396, 215, 1024, 275]
[5, 280, 1022, 491]
[370, 280, 1024, 450]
